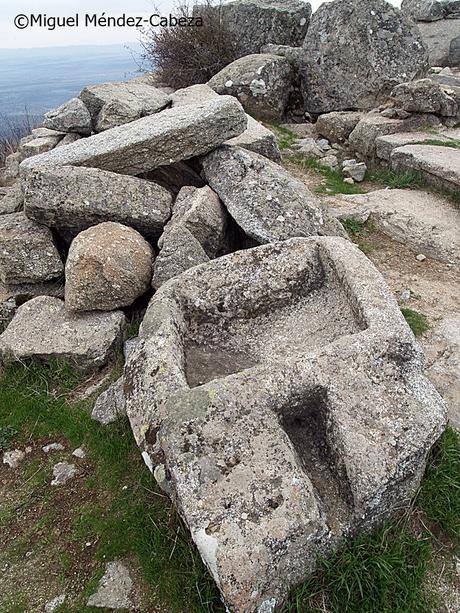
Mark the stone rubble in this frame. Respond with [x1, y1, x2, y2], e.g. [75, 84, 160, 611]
[51, 462, 78, 486]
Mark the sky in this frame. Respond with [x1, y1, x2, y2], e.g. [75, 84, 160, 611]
[0, 0, 402, 49]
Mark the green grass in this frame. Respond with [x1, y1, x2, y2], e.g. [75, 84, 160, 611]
[413, 138, 460, 150]
[367, 169, 426, 190]
[286, 521, 435, 613]
[417, 427, 460, 543]
[401, 308, 430, 337]
[0, 425, 18, 451]
[270, 124, 299, 150]
[340, 217, 375, 254]
[288, 154, 365, 195]
[0, 361, 223, 613]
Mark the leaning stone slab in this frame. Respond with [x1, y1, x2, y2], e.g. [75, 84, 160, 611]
[0, 183, 23, 215]
[23, 165, 172, 240]
[170, 83, 219, 107]
[0, 296, 125, 370]
[390, 144, 460, 194]
[20, 97, 247, 177]
[124, 237, 446, 611]
[226, 114, 281, 161]
[80, 81, 171, 132]
[201, 145, 346, 243]
[20, 135, 62, 159]
[0, 213, 63, 285]
[325, 188, 460, 264]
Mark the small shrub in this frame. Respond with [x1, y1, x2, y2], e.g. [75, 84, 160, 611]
[401, 308, 430, 337]
[140, 1, 237, 88]
[0, 111, 37, 168]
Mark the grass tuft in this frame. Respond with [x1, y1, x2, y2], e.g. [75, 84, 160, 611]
[286, 521, 435, 613]
[417, 427, 460, 543]
[412, 138, 460, 150]
[0, 425, 18, 452]
[367, 169, 426, 190]
[340, 217, 375, 254]
[270, 124, 299, 150]
[401, 308, 430, 337]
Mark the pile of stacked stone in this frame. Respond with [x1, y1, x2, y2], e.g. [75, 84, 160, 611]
[0, 1, 451, 611]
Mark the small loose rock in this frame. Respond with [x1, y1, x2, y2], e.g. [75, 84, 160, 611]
[51, 462, 77, 486]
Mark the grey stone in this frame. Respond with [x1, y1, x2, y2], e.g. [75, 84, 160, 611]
[0, 183, 23, 215]
[0, 296, 125, 370]
[199, 0, 311, 58]
[124, 237, 446, 612]
[51, 462, 77, 486]
[72, 447, 85, 458]
[170, 84, 219, 107]
[3, 152, 21, 182]
[79, 81, 171, 132]
[44, 594, 66, 612]
[325, 188, 460, 263]
[44, 595, 66, 612]
[316, 112, 364, 143]
[124, 337, 139, 361]
[226, 114, 281, 161]
[342, 161, 367, 182]
[20, 97, 247, 177]
[152, 225, 210, 289]
[0, 297, 16, 334]
[20, 135, 63, 158]
[417, 19, 460, 67]
[56, 133, 82, 147]
[390, 144, 460, 194]
[279, 123, 317, 138]
[348, 113, 441, 158]
[423, 317, 460, 429]
[0, 280, 64, 305]
[260, 43, 307, 66]
[375, 129, 458, 160]
[2, 449, 25, 468]
[208, 54, 293, 120]
[391, 79, 458, 116]
[401, 0, 460, 21]
[30, 127, 67, 139]
[43, 98, 92, 135]
[86, 561, 133, 609]
[43, 443, 65, 453]
[23, 165, 172, 241]
[92, 377, 126, 425]
[201, 145, 346, 244]
[293, 138, 325, 158]
[318, 154, 339, 170]
[0, 213, 63, 285]
[65, 223, 153, 312]
[301, 0, 429, 113]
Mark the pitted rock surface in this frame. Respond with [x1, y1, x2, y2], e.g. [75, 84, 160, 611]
[301, 0, 429, 113]
[202, 145, 346, 243]
[124, 237, 446, 611]
[23, 165, 172, 241]
[0, 296, 125, 370]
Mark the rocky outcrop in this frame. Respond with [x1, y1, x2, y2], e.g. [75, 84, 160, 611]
[208, 54, 293, 120]
[0, 213, 63, 285]
[0, 296, 125, 370]
[65, 223, 153, 311]
[301, 0, 429, 113]
[23, 165, 172, 241]
[202, 146, 345, 243]
[198, 0, 311, 58]
[326, 188, 460, 264]
[20, 97, 247, 176]
[124, 236, 446, 612]
[79, 81, 171, 132]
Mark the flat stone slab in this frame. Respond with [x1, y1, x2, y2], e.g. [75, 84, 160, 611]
[0, 296, 125, 370]
[375, 130, 460, 160]
[325, 188, 460, 264]
[23, 165, 172, 241]
[390, 144, 460, 194]
[124, 237, 446, 611]
[20, 97, 247, 177]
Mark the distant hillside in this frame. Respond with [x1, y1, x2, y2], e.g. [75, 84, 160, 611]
[0, 44, 142, 137]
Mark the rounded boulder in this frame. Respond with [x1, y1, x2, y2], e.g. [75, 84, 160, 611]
[65, 222, 153, 311]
